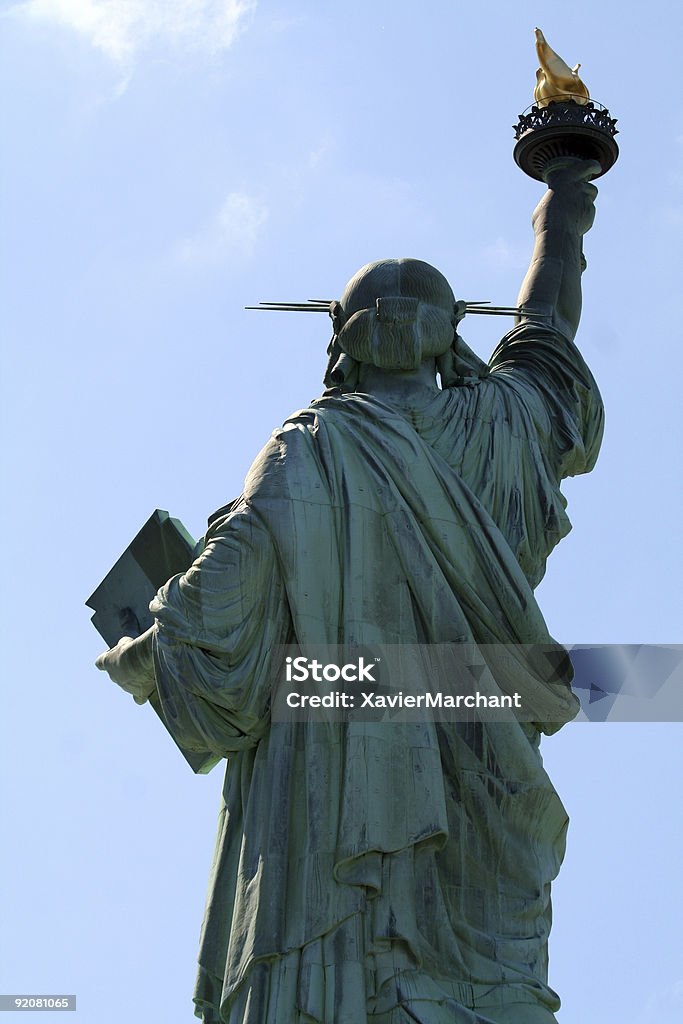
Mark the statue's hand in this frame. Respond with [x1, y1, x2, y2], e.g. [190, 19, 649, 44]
[96, 635, 156, 702]
[533, 157, 600, 236]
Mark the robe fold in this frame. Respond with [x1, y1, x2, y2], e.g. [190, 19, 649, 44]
[149, 322, 603, 1023]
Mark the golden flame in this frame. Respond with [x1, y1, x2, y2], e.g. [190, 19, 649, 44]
[533, 28, 590, 107]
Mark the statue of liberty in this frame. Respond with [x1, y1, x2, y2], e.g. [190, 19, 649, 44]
[96, 153, 604, 1023]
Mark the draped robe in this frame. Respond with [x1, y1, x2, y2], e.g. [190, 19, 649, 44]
[149, 322, 603, 1023]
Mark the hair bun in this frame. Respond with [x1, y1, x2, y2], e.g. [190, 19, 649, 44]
[376, 296, 420, 324]
[337, 298, 454, 371]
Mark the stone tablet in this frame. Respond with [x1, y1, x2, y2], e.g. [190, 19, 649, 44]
[86, 509, 220, 774]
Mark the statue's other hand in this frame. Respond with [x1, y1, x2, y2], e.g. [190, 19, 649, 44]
[96, 636, 156, 702]
[535, 157, 600, 236]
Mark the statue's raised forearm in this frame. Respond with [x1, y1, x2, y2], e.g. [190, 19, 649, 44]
[516, 157, 600, 341]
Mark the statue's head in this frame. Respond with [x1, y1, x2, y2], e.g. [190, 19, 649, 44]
[325, 258, 460, 387]
[339, 258, 456, 320]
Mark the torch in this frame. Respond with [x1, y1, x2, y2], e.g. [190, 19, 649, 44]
[513, 28, 619, 181]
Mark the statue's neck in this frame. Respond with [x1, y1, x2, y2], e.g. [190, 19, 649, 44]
[355, 360, 441, 405]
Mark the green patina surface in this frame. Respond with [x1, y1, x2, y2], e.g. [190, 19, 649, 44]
[95, 159, 604, 1023]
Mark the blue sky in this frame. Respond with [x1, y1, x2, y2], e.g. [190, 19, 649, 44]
[1, 1, 681, 1021]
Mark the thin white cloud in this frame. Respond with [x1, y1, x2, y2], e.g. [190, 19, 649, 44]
[265, 14, 304, 34]
[481, 236, 528, 270]
[637, 980, 683, 1023]
[308, 134, 336, 171]
[13, 0, 256, 64]
[175, 191, 269, 267]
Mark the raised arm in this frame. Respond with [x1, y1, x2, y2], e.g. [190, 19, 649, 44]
[516, 157, 600, 341]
